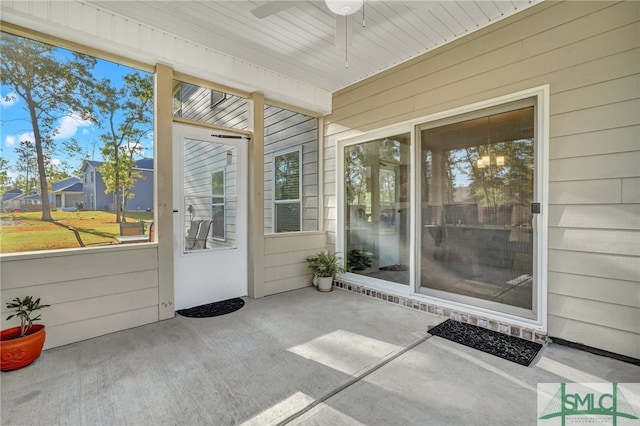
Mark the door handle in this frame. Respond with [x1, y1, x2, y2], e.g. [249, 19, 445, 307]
[530, 203, 540, 214]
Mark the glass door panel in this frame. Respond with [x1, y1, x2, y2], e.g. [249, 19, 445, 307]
[183, 140, 236, 251]
[420, 106, 535, 311]
[344, 133, 411, 285]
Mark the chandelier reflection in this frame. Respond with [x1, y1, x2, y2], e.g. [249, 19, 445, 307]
[476, 155, 505, 169]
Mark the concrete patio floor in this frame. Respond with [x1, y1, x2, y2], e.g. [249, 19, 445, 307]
[2, 287, 638, 425]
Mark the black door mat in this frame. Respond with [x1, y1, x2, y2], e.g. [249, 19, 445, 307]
[428, 319, 542, 366]
[177, 298, 245, 318]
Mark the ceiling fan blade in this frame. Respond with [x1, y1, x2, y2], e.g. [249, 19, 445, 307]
[334, 14, 354, 49]
[390, 1, 441, 11]
[251, 1, 295, 19]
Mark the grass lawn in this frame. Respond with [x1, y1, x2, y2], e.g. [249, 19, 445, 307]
[0, 210, 154, 253]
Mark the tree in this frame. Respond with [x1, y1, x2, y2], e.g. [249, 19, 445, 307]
[0, 33, 96, 221]
[61, 138, 91, 176]
[14, 139, 38, 195]
[0, 158, 13, 193]
[96, 73, 153, 222]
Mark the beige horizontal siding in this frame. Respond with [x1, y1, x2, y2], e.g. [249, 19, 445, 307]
[1, 246, 160, 349]
[548, 204, 640, 230]
[548, 250, 638, 284]
[549, 272, 639, 309]
[548, 228, 640, 256]
[550, 126, 640, 159]
[551, 100, 639, 140]
[548, 316, 639, 359]
[622, 177, 640, 202]
[550, 75, 639, 116]
[332, 3, 636, 127]
[262, 232, 327, 296]
[0, 270, 157, 307]
[326, 1, 640, 356]
[549, 294, 638, 334]
[1, 246, 158, 288]
[45, 307, 159, 349]
[548, 180, 626, 205]
[42, 288, 158, 328]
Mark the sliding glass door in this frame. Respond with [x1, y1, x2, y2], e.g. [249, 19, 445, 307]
[418, 100, 537, 316]
[344, 133, 411, 285]
[339, 90, 545, 322]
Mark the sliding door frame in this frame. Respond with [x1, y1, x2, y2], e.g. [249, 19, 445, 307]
[336, 86, 549, 331]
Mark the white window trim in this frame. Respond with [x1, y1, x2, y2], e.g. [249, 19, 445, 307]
[336, 86, 550, 332]
[272, 146, 303, 233]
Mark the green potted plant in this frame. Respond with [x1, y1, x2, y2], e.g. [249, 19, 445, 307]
[1, 296, 50, 371]
[348, 249, 373, 272]
[305, 250, 346, 292]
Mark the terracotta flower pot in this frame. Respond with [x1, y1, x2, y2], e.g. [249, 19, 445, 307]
[1, 324, 46, 372]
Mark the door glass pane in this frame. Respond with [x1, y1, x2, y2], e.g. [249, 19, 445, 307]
[420, 107, 534, 310]
[344, 133, 411, 285]
[183, 138, 236, 251]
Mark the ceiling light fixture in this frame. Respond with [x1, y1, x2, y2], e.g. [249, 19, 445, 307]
[325, 0, 364, 68]
[325, 0, 363, 16]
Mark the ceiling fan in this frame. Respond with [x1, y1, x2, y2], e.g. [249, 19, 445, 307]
[251, 1, 434, 67]
[251, 1, 365, 55]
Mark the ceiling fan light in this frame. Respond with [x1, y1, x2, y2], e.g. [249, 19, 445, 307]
[325, 0, 363, 16]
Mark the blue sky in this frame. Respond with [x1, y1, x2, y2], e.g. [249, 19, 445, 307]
[0, 43, 153, 183]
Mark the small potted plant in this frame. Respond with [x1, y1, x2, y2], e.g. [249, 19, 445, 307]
[305, 250, 346, 292]
[1, 296, 50, 371]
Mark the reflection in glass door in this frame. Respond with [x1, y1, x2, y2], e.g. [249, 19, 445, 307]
[183, 142, 236, 252]
[344, 133, 411, 285]
[419, 104, 536, 314]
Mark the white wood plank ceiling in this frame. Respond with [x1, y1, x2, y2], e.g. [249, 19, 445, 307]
[86, 0, 539, 93]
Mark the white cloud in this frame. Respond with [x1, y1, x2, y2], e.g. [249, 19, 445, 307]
[50, 158, 62, 166]
[19, 132, 35, 144]
[5, 132, 35, 148]
[1, 92, 18, 108]
[53, 112, 94, 140]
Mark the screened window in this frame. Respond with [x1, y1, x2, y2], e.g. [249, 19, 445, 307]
[0, 31, 155, 253]
[273, 148, 301, 233]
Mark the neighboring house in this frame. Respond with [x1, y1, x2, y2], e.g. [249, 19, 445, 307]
[51, 177, 83, 211]
[128, 158, 154, 212]
[81, 160, 107, 211]
[1, 189, 22, 212]
[19, 193, 44, 212]
[81, 159, 153, 212]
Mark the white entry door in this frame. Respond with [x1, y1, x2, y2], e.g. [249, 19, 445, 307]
[173, 124, 248, 310]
